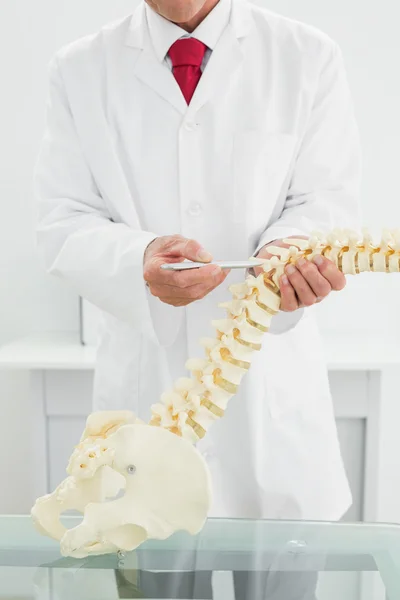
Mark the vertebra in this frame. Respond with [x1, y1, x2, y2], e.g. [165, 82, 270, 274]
[150, 229, 400, 440]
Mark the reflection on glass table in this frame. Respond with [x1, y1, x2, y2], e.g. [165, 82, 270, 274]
[0, 516, 399, 600]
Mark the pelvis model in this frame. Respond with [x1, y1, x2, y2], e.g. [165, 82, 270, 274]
[31, 229, 400, 557]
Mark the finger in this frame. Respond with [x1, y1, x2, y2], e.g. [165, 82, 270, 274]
[285, 264, 317, 307]
[312, 256, 346, 291]
[279, 274, 299, 312]
[172, 269, 229, 298]
[149, 282, 210, 301]
[166, 237, 212, 263]
[149, 269, 230, 301]
[145, 263, 222, 288]
[168, 264, 225, 289]
[209, 268, 230, 288]
[295, 258, 332, 298]
[158, 297, 191, 307]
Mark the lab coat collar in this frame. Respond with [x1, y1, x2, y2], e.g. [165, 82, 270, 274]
[144, 0, 232, 63]
[125, 0, 253, 116]
[125, 0, 252, 49]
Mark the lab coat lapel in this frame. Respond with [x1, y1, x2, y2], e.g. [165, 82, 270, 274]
[186, 26, 242, 118]
[133, 48, 188, 114]
[125, 3, 187, 115]
[186, 0, 253, 119]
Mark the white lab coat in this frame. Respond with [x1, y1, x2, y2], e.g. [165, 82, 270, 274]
[34, 0, 361, 521]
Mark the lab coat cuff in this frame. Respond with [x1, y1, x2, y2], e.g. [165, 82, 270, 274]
[140, 234, 185, 348]
[134, 231, 159, 342]
[269, 308, 305, 335]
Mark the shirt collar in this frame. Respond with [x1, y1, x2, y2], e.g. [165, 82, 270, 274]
[145, 0, 232, 63]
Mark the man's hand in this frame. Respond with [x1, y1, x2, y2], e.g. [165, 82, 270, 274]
[256, 238, 346, 312]
[143, 235, 230, 307]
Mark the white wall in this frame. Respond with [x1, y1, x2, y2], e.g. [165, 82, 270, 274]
[0, 1, 142, 346]
[1, 0, 400, 513]
[0, 0, 140, 513]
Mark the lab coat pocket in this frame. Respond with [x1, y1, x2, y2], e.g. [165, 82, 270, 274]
[233, 131, 297, 225]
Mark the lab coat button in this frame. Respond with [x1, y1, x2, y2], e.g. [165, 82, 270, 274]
[184, 121, 198, 132]
[187, 203, 203, 216]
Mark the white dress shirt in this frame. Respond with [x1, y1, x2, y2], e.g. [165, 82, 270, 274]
[145, 0, 232, 72]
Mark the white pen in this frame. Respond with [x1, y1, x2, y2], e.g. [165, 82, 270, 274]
[160, 259, 266, 271]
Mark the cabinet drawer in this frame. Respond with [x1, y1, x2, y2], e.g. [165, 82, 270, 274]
[329, 371, 369, 418]
[45, 370, 93, 417]
[48, 416, 87, 491]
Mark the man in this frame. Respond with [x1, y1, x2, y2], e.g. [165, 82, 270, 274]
[35, 0, 360, 543]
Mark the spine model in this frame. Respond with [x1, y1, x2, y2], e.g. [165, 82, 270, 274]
[150, 229, 400, 442]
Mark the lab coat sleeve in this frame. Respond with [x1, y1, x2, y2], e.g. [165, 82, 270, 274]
[34, 56, 162, 344]
[255, 42, 362, 335]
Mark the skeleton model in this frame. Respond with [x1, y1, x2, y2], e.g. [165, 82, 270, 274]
[31, 229, 400, 558]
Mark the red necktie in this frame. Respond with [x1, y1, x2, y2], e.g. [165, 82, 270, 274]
[168, 38, 208, 104]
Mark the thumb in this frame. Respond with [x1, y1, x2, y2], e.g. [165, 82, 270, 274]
[169, 237, 213, 263]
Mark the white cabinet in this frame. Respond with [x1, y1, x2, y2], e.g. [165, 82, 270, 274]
[32, 364, 375, 527]
[337, 418, 366, 522]
[48, 416, 88, 491]
[42, 370, 368, 519]
[1, 332, 400, 530]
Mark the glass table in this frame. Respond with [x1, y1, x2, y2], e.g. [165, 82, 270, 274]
[0, 516, 399, 600]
